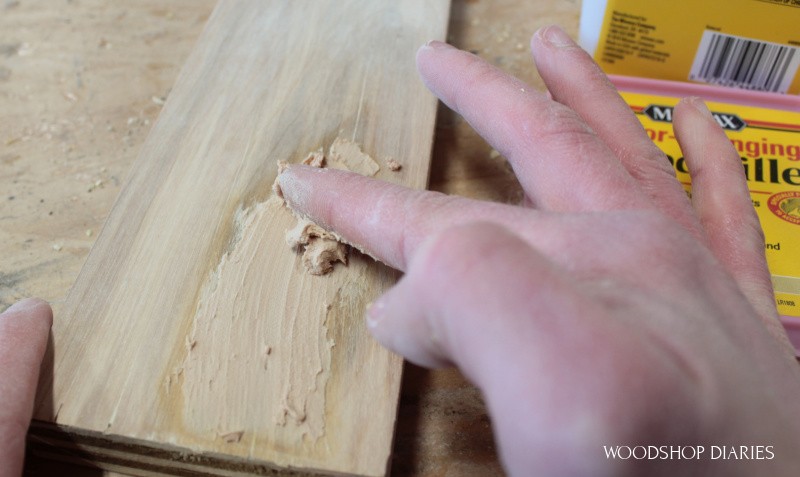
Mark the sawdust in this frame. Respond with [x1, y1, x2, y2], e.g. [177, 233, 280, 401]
[386, 158, 402, 171]
[87, 179, 105, 193]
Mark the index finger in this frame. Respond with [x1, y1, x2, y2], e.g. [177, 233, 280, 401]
[277, 165, 537, 270]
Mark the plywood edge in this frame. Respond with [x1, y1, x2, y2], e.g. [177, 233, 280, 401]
[28, 421, 380, 477]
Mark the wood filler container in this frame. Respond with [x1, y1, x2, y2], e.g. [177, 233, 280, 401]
[609, 76, 800, 355]
[579, 0, 800, 353]
[579, 0, 800, 95]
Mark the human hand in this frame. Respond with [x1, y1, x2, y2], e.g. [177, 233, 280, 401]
[0, 299, 52, 477]
[277, 25, 800, 476]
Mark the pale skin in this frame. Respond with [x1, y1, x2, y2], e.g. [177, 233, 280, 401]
[0, 298, 51, 477]
[276, 25, 800, 475]
[2, 25, 799, 476]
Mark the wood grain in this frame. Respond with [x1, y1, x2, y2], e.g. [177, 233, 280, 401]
[28, 0, 449, 475]
[2, 0, 584, 475]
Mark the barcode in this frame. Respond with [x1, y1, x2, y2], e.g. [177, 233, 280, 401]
[689, 31, 800, 93]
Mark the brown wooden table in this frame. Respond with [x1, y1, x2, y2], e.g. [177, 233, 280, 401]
[1, 1, 580, 474]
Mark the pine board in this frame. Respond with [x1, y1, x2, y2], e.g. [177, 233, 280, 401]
[29, 0, 450, 475]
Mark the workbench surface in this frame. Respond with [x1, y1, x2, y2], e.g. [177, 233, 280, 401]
[1, 1, 579, 475]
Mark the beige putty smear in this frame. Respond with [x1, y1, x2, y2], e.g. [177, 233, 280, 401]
[274, 138, 381, 276]
[175, 198, 332, 443]
[327, 137, 380, 176]
[285, 219, 347, 276]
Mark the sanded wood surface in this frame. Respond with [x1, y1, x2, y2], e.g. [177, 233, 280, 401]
[3, 0, 582, 475]
[25, 0, 449, 475]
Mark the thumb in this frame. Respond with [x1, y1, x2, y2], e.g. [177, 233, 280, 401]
[0, 299, 53, 477]
[365, 222, 615, 475]
[366, 221, 574, 372]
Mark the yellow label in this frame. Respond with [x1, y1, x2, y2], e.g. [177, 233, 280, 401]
[595, 0, 800, 94]
[619, 91, 800, 317]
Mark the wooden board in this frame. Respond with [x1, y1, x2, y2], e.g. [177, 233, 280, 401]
[28, 0, 449, 475]
[2, 1, 580, 475]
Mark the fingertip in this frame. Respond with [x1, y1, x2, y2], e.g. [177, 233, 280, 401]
[416, 40, 455, 69]
[674, 98, 721, 144]
[416, 40, 458, 95]
[276, 164, 317, 214]
[418, 40, 453, 53]
[2, 298, 53, 327]
[673, 97, 728, 152]
[532, 25, 576, 50]
[676, 96, 713, 120]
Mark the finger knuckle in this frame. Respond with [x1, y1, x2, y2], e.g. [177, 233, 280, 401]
[417, 227, 480, 281]
[621, 147, 678, 183]
[396, 191, 460, 266]
[412, 222, 514, 295]
[536, 104, 595, 139]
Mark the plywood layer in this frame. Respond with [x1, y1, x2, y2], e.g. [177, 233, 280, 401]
[30, 0, 450, 475]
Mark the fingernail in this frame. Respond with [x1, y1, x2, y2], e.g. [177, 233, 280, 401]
[366, 296, 388, 329]
[421, 40, 454, 51]
[686, 96, 713, 117]
[539, 25, 574, 48]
